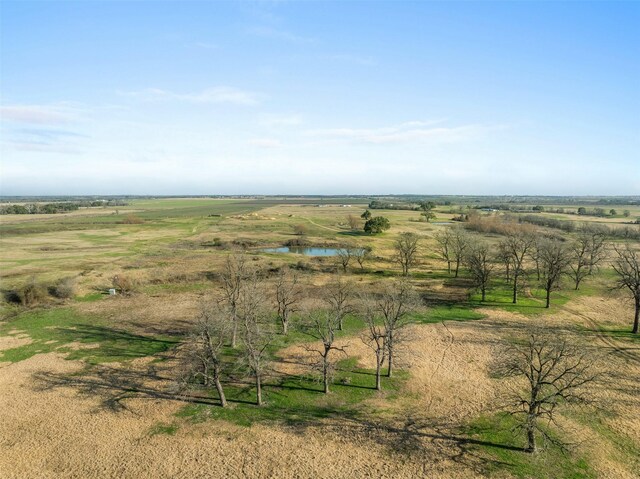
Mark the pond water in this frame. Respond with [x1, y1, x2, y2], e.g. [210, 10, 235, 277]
[260, 246, 346, 256]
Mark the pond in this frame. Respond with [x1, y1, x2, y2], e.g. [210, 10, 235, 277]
[260, 246, 348, 257]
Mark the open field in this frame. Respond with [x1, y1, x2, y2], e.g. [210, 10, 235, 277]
[1, 197, 639, 479]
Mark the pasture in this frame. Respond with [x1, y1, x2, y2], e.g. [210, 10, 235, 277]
[1, 197, 639, 479]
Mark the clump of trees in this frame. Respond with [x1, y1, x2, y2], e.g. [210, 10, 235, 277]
[177, 261, 424, 408]
[465, 241, 495, 302]
[364, 216, 390, 234]
[435, 228, 471, 277]
[0, 199, 128, 215]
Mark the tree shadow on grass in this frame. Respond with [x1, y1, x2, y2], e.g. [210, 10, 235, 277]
[55, 324, 179, 361]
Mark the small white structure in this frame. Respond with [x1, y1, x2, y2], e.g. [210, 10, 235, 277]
[108, 288, 117, 296]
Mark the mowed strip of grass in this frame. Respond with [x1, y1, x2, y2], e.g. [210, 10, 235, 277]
[0, 307, 178, 364]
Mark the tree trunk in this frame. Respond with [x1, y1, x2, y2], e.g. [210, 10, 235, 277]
[213, 367, 227, 408]
[633, 296, 639, 334]
[387, 347, 394, 378]
[256, 373, 262, 406]
[231, 309, 238, 348]
[447, 261, 451, 275]
[545, 287, 551, 308]
[323, 355, 330, 394]
[281, 318, 288, 335]
[455, 258, 460, 278]
[481, 286, 486, 302]
[375, 351, 382, 391]
[525, 423, 537, 453]
[512, 275, 518, 304]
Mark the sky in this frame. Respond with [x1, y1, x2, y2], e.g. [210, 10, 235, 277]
[1, 0, 639, 196]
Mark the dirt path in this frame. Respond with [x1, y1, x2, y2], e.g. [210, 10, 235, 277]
[300, 216, 343, 232]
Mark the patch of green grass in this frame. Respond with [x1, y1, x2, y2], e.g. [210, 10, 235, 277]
[412, 305, 485, 324]
[76, 292, 105, 302]
[176, 358, 407, 427]
[470, 283, 549, 315]
[465, 412, 596, 479]
[148, 422, 179, 436]
[578, 324, 640, 343]
[0, 307, 178, 364]
[567, 410, 640, 473]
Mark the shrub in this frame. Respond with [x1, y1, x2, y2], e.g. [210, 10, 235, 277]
[51, 277, 77, 299]
[112, 274, 136, 295]
[293, 224, 308, 236]
[18, 278, 49, 306]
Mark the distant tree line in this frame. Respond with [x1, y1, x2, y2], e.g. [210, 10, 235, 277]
[0, 199, 128, 215]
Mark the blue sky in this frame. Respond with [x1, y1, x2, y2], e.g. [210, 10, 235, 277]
[1, 1, 638, 195]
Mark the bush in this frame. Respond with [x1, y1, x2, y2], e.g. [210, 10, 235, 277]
[293, 224, 308, 236]
[18, 278, 49, 306]
[51, 277, 77, 299]
[112, 274, 136, 295]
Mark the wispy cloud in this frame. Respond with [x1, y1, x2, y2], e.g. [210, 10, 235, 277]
[3, 127, 88, 154]
[246, 26, 317, 44]
[119, 86, 263, 106]
[249, 138, 282, 148]
[0, 104, 81, 125]
[305, 120, 494, 145]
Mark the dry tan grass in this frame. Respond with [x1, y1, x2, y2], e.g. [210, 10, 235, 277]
[2, 294, 639, 478]
[0, 334, 32, 351]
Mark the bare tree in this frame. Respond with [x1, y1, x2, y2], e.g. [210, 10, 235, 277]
[434, 228, 454, 274]
[537, 238, 571, 308]
[360, 299, 387, 390]
[611, 244, 640, 334]
[236, 272, 272, 405]
[465, 241, 495, 302]
[274, 268, 302, 335]
[494, 331, 598, 453]
[324, 275, 354, 330]
[497, 242, 513, 283]
[301, 310, 347, 394]
[394, 232, 421, 276]
[336, 247, 353, 273]
[531, 237, 542, 281]
[568, 236, 591, 290]
[220, 254, 249, 348]
[179, 306, 232, 407]
[352, 246, 371, 270]
[582, 225, 607, 274]
[500, 230, 536, 304]
[450, 228, 471, 278]
[376, 279, 419, 377]
[347, 214, 361, 231]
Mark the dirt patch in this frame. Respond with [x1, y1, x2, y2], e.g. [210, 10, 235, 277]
[0, 334, 32, 351]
